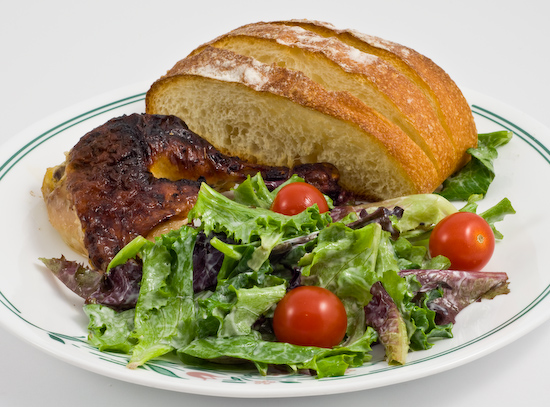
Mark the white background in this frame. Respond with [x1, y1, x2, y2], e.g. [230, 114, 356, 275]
[1, 0, 550, 404]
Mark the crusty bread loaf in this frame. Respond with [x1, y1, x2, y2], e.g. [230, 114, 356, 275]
[146, 20, 477, 200]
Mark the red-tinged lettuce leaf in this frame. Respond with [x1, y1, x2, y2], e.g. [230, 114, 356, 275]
[192, 232, 227, 292]
[399, 269, 510, 325]
[88, 260, 142, 310]
[40, 256, 142, 310]
[40, 231, 224, 311]
[364, 281, 408, 365]
[40, 256, 102, 298]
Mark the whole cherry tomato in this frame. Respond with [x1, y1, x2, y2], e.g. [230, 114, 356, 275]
[272, 286, 347, 348]
[429, 211, 495, 271]
[271, 182, 329, 216]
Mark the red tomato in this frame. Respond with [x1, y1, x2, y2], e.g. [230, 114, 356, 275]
[271, 182, 329, 216]
[272, 286, 347, 348]
[429, 212, 495, 271]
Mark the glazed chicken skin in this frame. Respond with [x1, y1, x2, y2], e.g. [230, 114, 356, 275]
[42, 113, 350, 272]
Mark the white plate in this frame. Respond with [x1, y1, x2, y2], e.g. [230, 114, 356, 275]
[1, 83, 549, 398]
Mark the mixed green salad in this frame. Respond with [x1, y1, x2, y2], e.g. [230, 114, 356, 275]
[42, 130, 515, 378]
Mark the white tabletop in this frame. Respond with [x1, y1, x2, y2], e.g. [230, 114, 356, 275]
[2, 0, 550, 405]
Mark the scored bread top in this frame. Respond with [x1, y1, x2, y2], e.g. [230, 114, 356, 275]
[146, 20, 477, 200]
[276, 19, 478, 167]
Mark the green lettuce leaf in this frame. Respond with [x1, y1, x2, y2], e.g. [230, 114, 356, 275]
[84, 305, 135, 353]
[459, 194, 516, 239]
[232, 173, 301, 208]
[105, 235, 149, 272]
[178, 327, 377, 378]
[232, 172, 333, 209]
[301, 222, 407, 306]
[438, 131, 513, 200]
[219, 284, 286, 337]
[126, 226, 199, 368]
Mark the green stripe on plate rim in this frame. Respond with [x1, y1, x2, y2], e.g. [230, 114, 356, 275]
[0, 97, 548, 382]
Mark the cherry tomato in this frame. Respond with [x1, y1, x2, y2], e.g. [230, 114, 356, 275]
[429, 212, 495, 271]
[271, 182, 329, 216]
[272, 286, 347, 348]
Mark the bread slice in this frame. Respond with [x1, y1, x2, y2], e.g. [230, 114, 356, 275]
[190, 22, 457, 178]
[146, 20, 477, 200]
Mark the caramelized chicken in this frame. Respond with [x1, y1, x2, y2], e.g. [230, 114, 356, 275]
[42, 113, 351, 272]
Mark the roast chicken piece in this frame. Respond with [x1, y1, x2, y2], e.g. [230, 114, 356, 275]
[42, 113, 351, 272]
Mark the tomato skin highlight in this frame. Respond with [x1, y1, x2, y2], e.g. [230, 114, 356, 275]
[272, 286, 347, 348]
[271, 182, 329, 216]
[429, 212, 495, 271]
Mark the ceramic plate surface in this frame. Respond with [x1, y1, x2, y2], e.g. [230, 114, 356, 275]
[1, 83, 549, 398]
